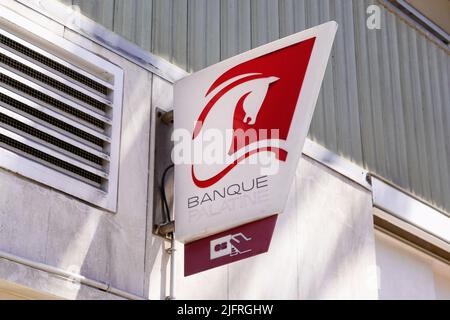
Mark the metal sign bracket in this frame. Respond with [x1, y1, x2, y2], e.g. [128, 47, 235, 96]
[152, 108, 174, 241]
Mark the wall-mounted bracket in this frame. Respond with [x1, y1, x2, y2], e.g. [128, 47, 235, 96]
[152, 108, 174, 241]
[160, 110, 173, 125]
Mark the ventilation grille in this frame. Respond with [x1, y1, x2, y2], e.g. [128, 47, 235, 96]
[0, 33, 108, 94]
[0, 27, 116, 189]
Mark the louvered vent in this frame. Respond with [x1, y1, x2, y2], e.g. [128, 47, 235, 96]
[0, 14, 123, 211]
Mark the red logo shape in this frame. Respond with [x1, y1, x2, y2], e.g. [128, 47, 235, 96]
[192, 37, 316, 188]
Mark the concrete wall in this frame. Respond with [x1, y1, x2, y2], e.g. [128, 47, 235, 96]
[0, 0, 153, 298]
[0, 261, 122, 300]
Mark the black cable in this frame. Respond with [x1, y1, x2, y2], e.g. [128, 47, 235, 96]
[161, 164, 174, 224]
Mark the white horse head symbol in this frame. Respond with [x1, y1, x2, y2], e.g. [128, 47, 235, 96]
[192, 73, 282, 188]
[195, 73, 280, 136]
[242, 76, 279, 125]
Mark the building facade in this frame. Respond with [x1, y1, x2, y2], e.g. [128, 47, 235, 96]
[0, 0, 449, 299]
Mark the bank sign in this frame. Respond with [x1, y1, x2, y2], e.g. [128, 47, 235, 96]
[174, 21, 337, 275]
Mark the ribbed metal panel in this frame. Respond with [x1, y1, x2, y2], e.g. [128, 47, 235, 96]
[62, 0, 450, 215]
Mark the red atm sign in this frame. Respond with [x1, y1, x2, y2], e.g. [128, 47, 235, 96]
[184, 215, 277, 276]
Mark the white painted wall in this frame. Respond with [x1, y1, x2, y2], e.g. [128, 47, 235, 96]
[375, 230, 450, 300]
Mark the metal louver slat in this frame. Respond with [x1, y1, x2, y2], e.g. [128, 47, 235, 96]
[0, 65, 111, 127]
[0, 105, 109, 163]
[0, 29, 114, 93]
[0, 128, 108, 181]
[0, 86, 111, 146]
[0, 6, 123, 211]
[0, 46, 111, 106]
[0, 18, 123, 200]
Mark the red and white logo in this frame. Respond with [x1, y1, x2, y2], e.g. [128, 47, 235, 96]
[191, 37, 316, 188]
[175, 21, 337, 244]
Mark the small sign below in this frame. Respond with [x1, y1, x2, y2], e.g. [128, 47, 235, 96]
[184, 215, 278, 276]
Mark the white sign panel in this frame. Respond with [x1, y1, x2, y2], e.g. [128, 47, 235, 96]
[174, 21, 338, 243]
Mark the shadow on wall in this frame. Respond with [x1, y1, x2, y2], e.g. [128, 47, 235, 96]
[224, 157, 378, 299]
[171, 156, 378, 299]
[75, 44, 154, 298]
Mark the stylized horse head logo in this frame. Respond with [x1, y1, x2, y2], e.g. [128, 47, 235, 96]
[191, 37, 316, 188]
[241, 76, 279, 125]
